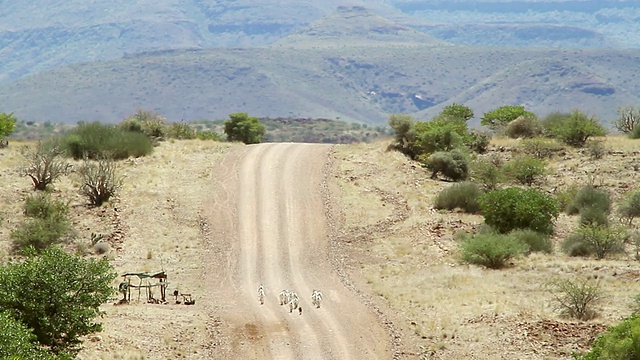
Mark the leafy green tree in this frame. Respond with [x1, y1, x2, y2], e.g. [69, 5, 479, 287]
[224, 113, 266, 144]
[0, 311, 64, 359]
[478, 187, 560, 234]
[481, 105, 536, 131]
[0, 247, 116, 354]
[576, 313, 640, 359]
[440, 103, 474, 122]
[0, 111, 17, 139]
[413, 116, 471, 155]
[546, 109, 606, 147]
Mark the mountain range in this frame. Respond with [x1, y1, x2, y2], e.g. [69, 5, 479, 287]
[0, 1, 639, 126]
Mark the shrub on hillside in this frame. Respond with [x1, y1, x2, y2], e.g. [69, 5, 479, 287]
[618, 191, 640, 225]
[561, 225, 626, 259]
[11, 193, 71, 254]
[503, 155, 547, 186]
[412, 117, 471, 155]
[629, 124, 640, 139]
[121, 109, 167, 141]
[579, 206, 609, 227]
[576, 313, 640, 359]
[424, 149, 470, 181]
[545, 109, 606, 147]
[520, 137, 564, 159]
[545, 277, 601, 321]
[63, 122, 153, 160]
[585, 139, 607, 160]
[433, 182, 482, 213]
[566, 186, 611, 216]
[471, 154, 505, 191]
[478, 187, 560, 234]
[509, 229, 553, 254]
[504, 116, 542, 139]
[467, 130, 491, 154]
[458, 232, 528, 269]
[196, 130, 223, 141]
[166, 122, 196, 140]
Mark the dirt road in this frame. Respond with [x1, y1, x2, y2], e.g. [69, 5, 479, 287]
[204, 143, 391, 359]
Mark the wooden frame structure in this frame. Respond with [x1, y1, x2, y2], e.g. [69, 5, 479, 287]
[120, 271, 168, 303]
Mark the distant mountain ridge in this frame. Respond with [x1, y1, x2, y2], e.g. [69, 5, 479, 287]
[1, 1, 639, 126]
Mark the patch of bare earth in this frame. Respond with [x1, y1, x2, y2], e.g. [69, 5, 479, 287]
[330, 136, 640, 359]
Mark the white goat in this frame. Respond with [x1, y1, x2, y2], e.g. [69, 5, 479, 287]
[311, 289, 323, 309]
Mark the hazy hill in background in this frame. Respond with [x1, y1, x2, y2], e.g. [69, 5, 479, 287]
[0, 1, 639, 126]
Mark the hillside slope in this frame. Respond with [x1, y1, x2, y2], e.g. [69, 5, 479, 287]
[1, 46, 639, 125]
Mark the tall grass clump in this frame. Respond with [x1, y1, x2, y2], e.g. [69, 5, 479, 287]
[63, 122, 153, 160]
[433, 182, 482, 213]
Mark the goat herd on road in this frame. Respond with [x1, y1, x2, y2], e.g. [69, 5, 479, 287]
[257, 284, 323, 316]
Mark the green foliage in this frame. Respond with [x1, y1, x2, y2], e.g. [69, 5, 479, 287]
[433, 182, 482, 213]
[388, 114, 418, 157]
[503, 155, 547, 186]
[0, 311, 63, 360]
[618, 191, 640, 225]
[0, 112, 18, 138]
[11, 193, 71, 254]
[478, 187, 560, 234]
[556, 184, 581, 212]
[504, 116, 543, 139]
[520, 137, 564, 159]
[63, 122, 153, 160]
[509, 229, 553, 254]
[166, 122, 196, 140]
[576, 313, 640, 360]
[562, 225, 626, 259]
[195, 130, 223, 141]
[545, 109, 606, 147]
[440, 103, 474, 122]
[78, 157, 123, 206]
[0, 247, 116, 354]
[481, 105, 536, 131]
[471, 154, 505, 191]
[457, 232, 529, 269]
[122, 109, 167, 141]
[424, 149, 470, 182]
[579, 205, 610, 227]
[413, 117, 471, 155]
[566, 186, 611, 216]
[545, 277, 601, 321]
[224, 112, 266, 144]
[614, 106, 640, 134]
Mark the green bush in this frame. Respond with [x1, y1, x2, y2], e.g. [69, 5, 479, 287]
[509, 229, 553, 254]
[503, 155, 547, 186]
[433, 182, 482, 213]
[471, 154, 505, 191]
[556, 184, 581, 212]
[388, 114, 419, 158]
[424, 149, 470, 181]
[618, 191, 640, 225]
[0, 247, 117, 355]
[566, 186, 611, 216]
[166, 122, 196, 140]
[224, 112, 266, 144]
[196, 130, 223, 141]
[629, 124, 640, 139]
[520, 137, 564, 159]
[481, 105, 536, 131]
[579, 206, 609, 227]
[0, 311, 63, 359]
[478, 187, 560, 234]
[23, 193, 68, 220]
[545, 109, 606, 147]
[12, 193, 72, 254]
[504, 116, 542, 139]
[413, 117, 471, 155]
[561, 225, 626, 259]
[62, 122, 153, 160]
[458, 232, 528, 269]
[576, 313, 640, 360]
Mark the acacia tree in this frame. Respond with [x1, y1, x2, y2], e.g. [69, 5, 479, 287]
[223, 112, 266, 144]
[22, 141, 71, 191]
[0, 247, 116, 354]
[0, 112, 17, 145]
[440, 103, 474, 122]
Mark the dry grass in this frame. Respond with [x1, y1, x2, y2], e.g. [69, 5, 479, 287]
[333, 137, 640, 359]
